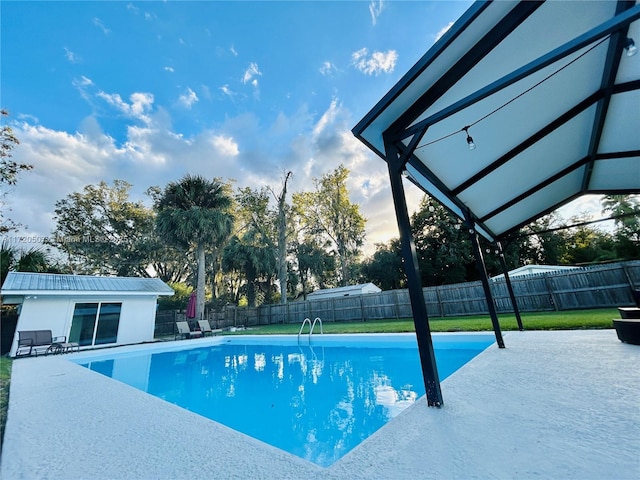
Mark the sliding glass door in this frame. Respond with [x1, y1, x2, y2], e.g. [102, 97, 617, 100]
[69, 302, 122, 346]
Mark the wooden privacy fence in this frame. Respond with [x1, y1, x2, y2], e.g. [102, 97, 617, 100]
[156, 260, 640, 333]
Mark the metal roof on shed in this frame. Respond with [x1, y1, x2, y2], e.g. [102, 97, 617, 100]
[307, 283, 382, 299]
[1, 272, 174, 296]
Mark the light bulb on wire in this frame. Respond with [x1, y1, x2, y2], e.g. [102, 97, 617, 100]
[463, 127, 476, 150]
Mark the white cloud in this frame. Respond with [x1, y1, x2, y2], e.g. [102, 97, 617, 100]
[7, 96, 403, 259]
[164, 66, 175, 73]
[93, 17, 110, 35]
[5, 122, 125, 239]
[319, 61, 337, 76]
[220, 84, 235, 97]
[230, 46, 238, 56]
[130, 93, 155, 118]
[73, 76, 93, 87]
[242, 62, 262, 85]
[178, 87, 199, 109]
[312, 98, 341, 139]
[435, 21, 454, 42]
[72, 76, 95, 101]
[351, 48, 398, 75]
[97, 91, 154, 124]
[210, 134, 239, 157]
[369, 0, 384, 26]
[97, 92, 128, 113]
[64, 47, 81, 63]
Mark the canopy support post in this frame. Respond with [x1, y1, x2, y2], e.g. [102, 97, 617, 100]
[495, 241, 524, 331]
[386, 143, 443, 407]
[465, 211, 505, 348]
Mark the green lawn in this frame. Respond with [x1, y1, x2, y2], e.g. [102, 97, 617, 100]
[0, 356, 12, 455]
[225, 308, 619, 335]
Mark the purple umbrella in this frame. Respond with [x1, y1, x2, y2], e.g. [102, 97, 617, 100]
[186, 291, 197, 319]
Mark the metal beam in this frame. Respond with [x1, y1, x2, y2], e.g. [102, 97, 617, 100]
[396, 3, 640, 143]
[387, 1, 543, 139]
[465, 210, 505, 348]
[495, 241, 523, 331]
[582, 0, 635, 191]
[451, 90, 602, 196]
[385, 139, 444, 407]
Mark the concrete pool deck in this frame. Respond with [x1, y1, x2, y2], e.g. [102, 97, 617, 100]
[1, 329, 639, 480]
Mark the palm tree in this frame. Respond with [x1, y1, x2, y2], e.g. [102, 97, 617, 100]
[222, 232, 276, 307]
[1, 241, 64, 285]
[155, 175, 234, 320]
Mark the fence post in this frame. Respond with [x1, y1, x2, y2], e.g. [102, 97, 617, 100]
[621, 262, 635, 289]
[543, 275, 560, 311]
[435, 286, 444, 317]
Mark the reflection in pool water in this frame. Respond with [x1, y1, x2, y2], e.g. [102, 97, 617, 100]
[78, 338, 491, 467]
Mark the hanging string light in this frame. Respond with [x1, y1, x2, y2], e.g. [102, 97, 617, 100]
[414, 35, 612, 152]
[463, 126, 475, 150]
[625, 37, 637, 56]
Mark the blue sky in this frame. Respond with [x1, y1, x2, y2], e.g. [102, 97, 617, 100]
[4, 0, 600, 257]
[4, 0, 477, 255]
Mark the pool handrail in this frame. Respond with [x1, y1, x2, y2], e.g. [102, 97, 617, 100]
[298, 317, 323, 343]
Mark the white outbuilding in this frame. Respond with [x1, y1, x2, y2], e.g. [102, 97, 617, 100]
[306, 283, 382, 300]
[1, 272, 174, 357]
[491, 264, 581, 280]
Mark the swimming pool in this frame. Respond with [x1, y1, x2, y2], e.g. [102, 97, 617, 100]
[73, 333, 494, 467]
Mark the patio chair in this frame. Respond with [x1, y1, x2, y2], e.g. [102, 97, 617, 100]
[175, 321, 202, 340]
[198, 320, 223, 337]
[16, 330, 69, 357]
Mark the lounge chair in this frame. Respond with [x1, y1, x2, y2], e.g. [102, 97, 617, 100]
[175, 321, 202, 340]
[198, 320, 223, 337]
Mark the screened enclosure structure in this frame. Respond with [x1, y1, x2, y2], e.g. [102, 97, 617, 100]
[353, 0, 640, 405]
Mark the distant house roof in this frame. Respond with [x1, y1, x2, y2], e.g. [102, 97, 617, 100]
[1, 272, 174, 296]
[492, 265, 580, 280]
[307, 283, 382, 300]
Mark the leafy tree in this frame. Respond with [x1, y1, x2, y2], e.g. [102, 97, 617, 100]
[50, 180, 159, 276]
[518, 213, 570, 265]
[358, 239, 405, 290]
[602, 195, 640, 260]
[155, 175, 234, 320]
[410, 196, 472, 286]
[292, 165, 365, 286]
[292, 237, 337, 299]
[157, 282, 193, 311]
[1, 109, 33, 233]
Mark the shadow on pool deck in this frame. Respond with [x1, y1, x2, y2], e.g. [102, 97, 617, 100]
[1, 330, 639, 480]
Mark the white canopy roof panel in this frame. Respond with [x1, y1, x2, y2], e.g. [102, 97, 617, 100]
[354, 0, 640, 242]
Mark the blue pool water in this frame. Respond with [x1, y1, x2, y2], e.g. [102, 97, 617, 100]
[74, 335, 493, 467]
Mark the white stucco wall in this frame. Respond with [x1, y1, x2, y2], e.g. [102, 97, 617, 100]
[9, 295, 159, 357]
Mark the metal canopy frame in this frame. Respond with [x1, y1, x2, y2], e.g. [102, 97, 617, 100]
[353, 0, 640, 406]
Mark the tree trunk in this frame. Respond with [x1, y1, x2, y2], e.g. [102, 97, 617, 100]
[196, 243, 206, 320]
[277, 171, 292, 304]
[278, 208, 287, 303]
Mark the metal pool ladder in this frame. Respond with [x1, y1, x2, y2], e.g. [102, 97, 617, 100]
[298, 317, 323, 343]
